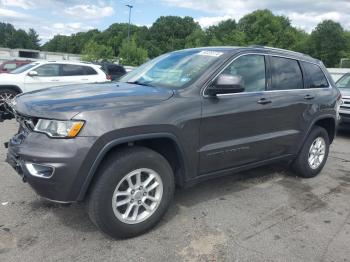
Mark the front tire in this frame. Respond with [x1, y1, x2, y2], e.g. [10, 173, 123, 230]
[292, 126, 330, 178]
[87, 146, 175, 239]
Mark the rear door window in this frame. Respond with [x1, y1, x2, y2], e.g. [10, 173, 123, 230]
[301, 62, 329, 89]
[269, 56, 303, 90]
[61, 64, 86, 76]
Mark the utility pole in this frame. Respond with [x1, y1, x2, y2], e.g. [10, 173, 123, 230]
[126, 4, 133, 61]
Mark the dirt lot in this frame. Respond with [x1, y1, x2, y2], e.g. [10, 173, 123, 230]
[0, 120, 350, 262]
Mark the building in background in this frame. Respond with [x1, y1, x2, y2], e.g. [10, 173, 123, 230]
[0, 47, 82, 63]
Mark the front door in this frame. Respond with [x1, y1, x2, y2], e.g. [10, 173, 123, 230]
[24, 64, 61, 91]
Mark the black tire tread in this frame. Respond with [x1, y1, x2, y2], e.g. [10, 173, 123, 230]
[87, 146, 174, 239]
[293, 126, 330, 178]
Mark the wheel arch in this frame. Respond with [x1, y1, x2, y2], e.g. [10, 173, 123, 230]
[78, 133, 188, 201]
[313, 117, 336, 144]
[299, 115, 336, 155]
[0, 85, 22, 94]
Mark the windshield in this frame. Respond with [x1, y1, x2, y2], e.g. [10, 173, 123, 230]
[336, 74, 350, 89]
[120, 50, 226, 89]
[10, 63, 39, 74]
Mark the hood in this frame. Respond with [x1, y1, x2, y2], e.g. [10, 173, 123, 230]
[339, 88, 350, 97]
[14, 82, 174, 119]
[0, 72, 15, 79]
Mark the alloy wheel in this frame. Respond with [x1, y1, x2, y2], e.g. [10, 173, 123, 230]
[0, 92, 15, 107]
[308, 137, 326, 170]
[112, 168, 163, 224]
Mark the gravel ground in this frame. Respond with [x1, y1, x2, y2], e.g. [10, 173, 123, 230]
[0, 120, 350, 262]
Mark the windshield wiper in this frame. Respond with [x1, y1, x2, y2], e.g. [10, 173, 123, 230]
[127, 81, 154, 87]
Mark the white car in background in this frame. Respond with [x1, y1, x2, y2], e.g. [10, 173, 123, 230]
[0, 61, 109, 108]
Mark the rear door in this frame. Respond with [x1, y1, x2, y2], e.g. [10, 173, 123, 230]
[60, 64, 91, 85]
[263, 56, 311, 155]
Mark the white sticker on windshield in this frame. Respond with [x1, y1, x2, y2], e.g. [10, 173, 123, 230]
[198, 51, 224, 57]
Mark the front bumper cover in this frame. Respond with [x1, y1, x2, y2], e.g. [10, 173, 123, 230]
[6, 129, 97, 202]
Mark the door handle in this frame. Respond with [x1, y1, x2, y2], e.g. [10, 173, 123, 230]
[50, 79, 59, 82]
[257, 98, 272, 105]
[304, 94, 315, 100]
[81, 79, 88, 81]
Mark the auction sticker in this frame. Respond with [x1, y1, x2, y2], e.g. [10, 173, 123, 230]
[198, 51, 223, 57]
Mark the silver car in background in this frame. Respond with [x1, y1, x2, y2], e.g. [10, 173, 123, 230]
[336, 73, 350, 128]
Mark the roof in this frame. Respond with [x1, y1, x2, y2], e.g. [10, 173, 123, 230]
[180, 46, 320, 64]
[29, 60, 101, 67]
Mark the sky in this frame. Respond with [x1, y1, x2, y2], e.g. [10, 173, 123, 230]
[1, 0, 350, 43]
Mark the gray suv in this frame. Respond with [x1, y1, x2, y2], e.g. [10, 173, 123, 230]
[1, 46, 342, 239]
[336, 73, 350, 127]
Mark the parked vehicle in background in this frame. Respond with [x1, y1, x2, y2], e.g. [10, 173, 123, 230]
[1, 46, 341, 239]
[327, 68, 350, 82]
[336, 73, 350, 128]
[97, 62, 126, 81]
[0, 60, 31, 73]
[0, 61, 109, 108]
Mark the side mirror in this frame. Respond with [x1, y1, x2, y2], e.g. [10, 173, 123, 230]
[207, 74, 245, 96]
[28, 70, 38, 77]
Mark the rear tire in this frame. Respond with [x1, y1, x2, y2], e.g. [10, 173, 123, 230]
[0, 88, 18, 110]
[87, 146, 175, 239]
[292, 126, 330, 178]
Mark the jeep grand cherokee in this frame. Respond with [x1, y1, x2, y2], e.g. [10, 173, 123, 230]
[1, 46, 342, 239]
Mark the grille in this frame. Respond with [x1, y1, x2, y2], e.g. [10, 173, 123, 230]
[340, 96, 350, 113]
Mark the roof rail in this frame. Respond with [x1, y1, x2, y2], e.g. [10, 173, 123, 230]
[248, 45, 311, 58]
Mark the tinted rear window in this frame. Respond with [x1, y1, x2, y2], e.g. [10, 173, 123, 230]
[301, 62, 329, 89]
[269, 57, 303, 90]
[61, 64, 85, 76]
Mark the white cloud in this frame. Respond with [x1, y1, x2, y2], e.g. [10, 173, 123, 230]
[64, 4, 114, 19]
[0, 0, 34, 9]
[163, 0, 350, 32]
[40, 22, 94, 41]
[0, 7, 32, 19]
[195, 15, 234, 28]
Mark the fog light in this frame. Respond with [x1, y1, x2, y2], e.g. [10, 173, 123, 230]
[25, 163, 54, 179]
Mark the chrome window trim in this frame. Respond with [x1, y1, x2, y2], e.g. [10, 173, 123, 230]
[202, 52, 332, 98]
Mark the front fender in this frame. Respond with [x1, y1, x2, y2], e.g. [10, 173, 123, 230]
[76, 132, 189, 201]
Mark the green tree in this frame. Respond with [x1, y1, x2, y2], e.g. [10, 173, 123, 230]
[148, 16, 202, 57]
[0, 23, 40, 50]
[82, 41, 114, 62]
[27, 28, 40, 49]
[205, 19, 246, 45]
[308, 20, 347, 67]
[119, 38, 148, 66]
[185, 28, 205, 48]
[238, 9, 307, 49]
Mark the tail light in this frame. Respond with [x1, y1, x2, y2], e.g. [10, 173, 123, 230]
[106, 74, 112, 80]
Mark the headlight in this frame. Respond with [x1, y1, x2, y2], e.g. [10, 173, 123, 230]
[34, 119, 84, 138]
